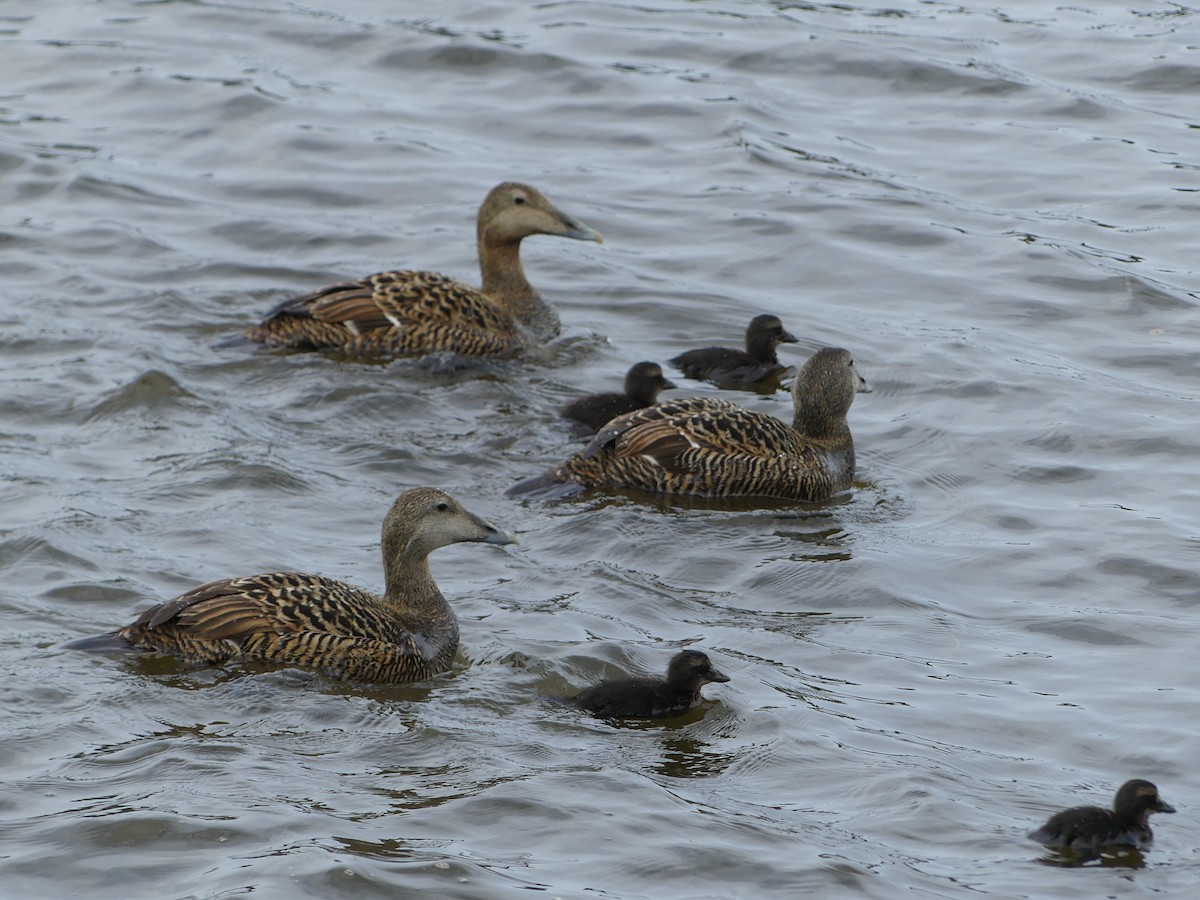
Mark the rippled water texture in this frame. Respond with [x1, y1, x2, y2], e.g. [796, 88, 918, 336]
[3, 1, 1199, 897]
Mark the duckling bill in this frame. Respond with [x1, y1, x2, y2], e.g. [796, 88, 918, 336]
[65, 488, 517, 684]
[571, 650, 730, 719]
[245, 182, 601, 360]
[1029, 779, 1175, 854]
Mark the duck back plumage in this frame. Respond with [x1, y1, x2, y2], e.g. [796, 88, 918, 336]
[529, 348, 868, 502]
[67, 489, 517, 684]
[248, 270, 523, 358]
[562, 396, 844, 500]
[245, 182, 600, 359]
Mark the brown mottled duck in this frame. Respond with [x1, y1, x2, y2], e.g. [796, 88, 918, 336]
[511, 347, 870, 502]
[559, 361, 676, 435]
[670, 314, 798, 389]
[245, 182, 602, 359]
[65, 488, 518, 683]
[1028, 779, 1175, 854]
[571, 650, 730, 719]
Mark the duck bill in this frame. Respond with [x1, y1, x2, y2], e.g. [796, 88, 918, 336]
[661, 378, 678, 391]
[707, 668, 731, 684]
[1154, 798, 1176, 814]
[857, 374, 873, 394]
[780, 329, 799, 344]
[550, 205, 603, 243]
[469, 511, 520, 547]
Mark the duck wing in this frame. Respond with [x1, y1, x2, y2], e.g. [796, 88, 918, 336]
[251, 270, 522, 357]
[123, 573, 391, 642]
[567, 397, 841, 500]
[116, 573, 453, 681]
[585, 398, 799, 466]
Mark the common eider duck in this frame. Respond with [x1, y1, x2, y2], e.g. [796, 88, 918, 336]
[512, 347, 870, 502]
[670, 314, 798, 389]
[571, 650, 730, 719]
[65, 488, 517, 683]
[245, 182, 602, 359]
[1029, 779, 1175, 854]
[559, 361, 676, 434]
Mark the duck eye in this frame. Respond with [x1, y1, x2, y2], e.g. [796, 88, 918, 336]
[514, 195, 526, 205]
[435, 502, 449, 512]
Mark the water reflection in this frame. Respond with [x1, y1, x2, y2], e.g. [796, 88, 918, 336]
[1035, 845, 1147, 869]
[656, 727, 737, 779]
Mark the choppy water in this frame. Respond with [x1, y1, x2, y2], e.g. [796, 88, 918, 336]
[3, 1, 1199, 897]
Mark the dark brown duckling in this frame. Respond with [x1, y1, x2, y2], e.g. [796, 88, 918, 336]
[245, 182, 602, 359]
[571, 650, 730, 719]
[670, 314, 798, 389]
[65, 488, 517, 683]
[1029, 779, 1175, 853]
[513, 347, 870, 502]
[559, 361, 676, 434]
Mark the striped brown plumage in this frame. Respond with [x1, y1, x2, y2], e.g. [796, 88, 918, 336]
[69, 489, 517, 684]
[526, 347, 870, 502]
[245, 182, 601, 359]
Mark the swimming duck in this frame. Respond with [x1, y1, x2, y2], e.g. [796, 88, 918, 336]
[1029, 779, 1175, 853]
[571, 650, 730, 719]
[513, 347, 869, 501]
[65, 488, 517, 683]
[670, 314, 798, 389]
[245, 182, 602, 359]
[559, 361, 676, 434]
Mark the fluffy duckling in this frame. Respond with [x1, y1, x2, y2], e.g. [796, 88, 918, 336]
[670, 314, 798, 388]
[1029, 779, 1175, 853]
[559, 361, 676, 434]
[65, 489, 517, 683]
[513, 347, 869, 502]
[571, 650, 730, 719]
[245, 182, 602, 359]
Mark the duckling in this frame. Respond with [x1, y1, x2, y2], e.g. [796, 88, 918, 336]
[559, 361, 676, 435]
[65, 488, 517, 683]
[245, 182, 602, 359]
[670, 314, 798, 389]
[571, 650, 730, 719]
[1029, 779, 1175, 853]
[513, 347, 869, 502]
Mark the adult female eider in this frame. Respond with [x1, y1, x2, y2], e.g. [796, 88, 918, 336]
[1029, 779, 1175, 853]
[559, 361, 676, 434]
[245, 182, 602, 359]
[571, 650, 730, 719]
[512, 347, 870, 502]
[65, 488, 517, 683]
[670, 314, 798, 389]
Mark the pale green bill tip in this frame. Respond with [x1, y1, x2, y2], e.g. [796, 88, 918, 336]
[566, 222, 603, 243]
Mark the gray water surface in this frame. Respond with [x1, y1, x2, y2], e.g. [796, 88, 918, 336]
[3, 1, 1199, 898]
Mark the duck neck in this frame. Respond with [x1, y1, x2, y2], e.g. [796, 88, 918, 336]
[792, 399, 849, 442]
[479, 239, 560, 340]
[382, 545, 450, 618]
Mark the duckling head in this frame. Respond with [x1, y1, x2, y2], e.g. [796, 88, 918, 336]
[747, 314, 799, 355]
[625, 361, 676, 401]
[478, 182, 602, 247]
[1115, 779, 1176, 820]
[668, 650, 731, 689]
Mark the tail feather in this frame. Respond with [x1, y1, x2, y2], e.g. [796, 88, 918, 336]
[62, 632, 137, 653]
[506, 469, 585, 499]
